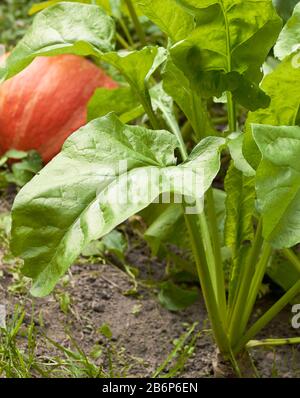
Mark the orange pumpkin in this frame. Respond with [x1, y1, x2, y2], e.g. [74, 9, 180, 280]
[0, 54, 117, 162]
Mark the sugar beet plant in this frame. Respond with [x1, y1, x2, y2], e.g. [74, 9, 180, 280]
[2, 0, 300, 374]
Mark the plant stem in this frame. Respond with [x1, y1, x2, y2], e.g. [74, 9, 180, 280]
[235, 279, 300, 353]
[147, 89, 229, 351]
[190, 93, 226, 316]
[212, 116, 229, 125]
[282, 248, 300, 273]
[228, 219, 263, 344]
[191, 93, 212, 139]
[137, 92, 160, 130]
[184, 213, 230, 354]
[124, 0, 147, 46]
[239, 242, 273, 335]
[164, 104, 228, 334]
[116, 33, 130, 49]
[206, 188, 226, 316]
[119, 17, 135, 47]
[191, 93, 204, 140]
[189, 93, 227, 323]
[158, 104, 186, 158]
[247, 337, 300, 349]
[226, 91, 237, 133]
[165, 112, 222, 303]
[173, 120, 227, 323]
[197, 212, 218, 298]
[152, 322, 198, 378]
[181, 120, 192, 139]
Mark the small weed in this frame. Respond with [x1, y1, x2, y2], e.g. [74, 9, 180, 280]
[0, 305, 45, 377]
[152, 322, 200, 378]
[55, 291, 71, 315]
[0, 305, 135, 378]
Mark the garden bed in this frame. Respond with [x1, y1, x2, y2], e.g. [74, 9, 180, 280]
[0, 193, 299, 378]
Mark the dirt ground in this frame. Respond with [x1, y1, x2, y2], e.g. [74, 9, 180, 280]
[0, 192, 300, 378]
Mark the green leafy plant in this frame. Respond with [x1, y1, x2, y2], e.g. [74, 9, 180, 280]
[0, 0, 37, 49]
[2, 0, 300, 375]
[0, 149, 42, 188]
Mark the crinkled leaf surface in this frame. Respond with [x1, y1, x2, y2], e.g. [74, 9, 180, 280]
[275, 2, 300, 60]
[11, 114, 224, 296]
[170, 0, 281, 107]
[253, 124, 300, 249]
[243, 53, 300, 169]
[0, 2, 115, 82]
[133, 0, 195, 41]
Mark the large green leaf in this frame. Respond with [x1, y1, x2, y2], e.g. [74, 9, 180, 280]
[163, 59, 215, 139]
[158, 281, 199, 311]
[272, 0, 299, 22]
[30, 0, 129, 19]
[274, 2, 300, 60]
[28, 0, 109, 15]
[87, 86, 140, 122]
[243, 53, 300, 169]
[267, 251, 300, 302]
[133, 0, 195, 41]
[144, 203, 186, 256]
[253, 124, 300, 249]
[170, 0, 281, 108]
[11, 113, 224, 297]
[80, 47, 168, 128]
[228, 133, 255, 177]
[0, 2, 115, 82]
[224, 162, 255, 305]
[102, 47, 166, 89]
[224, 163, 255, 256]
[102, 47, 167, 124]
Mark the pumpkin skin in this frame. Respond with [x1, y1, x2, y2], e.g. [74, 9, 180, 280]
[0, 54, 117, 162]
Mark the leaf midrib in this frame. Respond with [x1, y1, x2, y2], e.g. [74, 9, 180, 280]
[218, 0, 232, 73]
